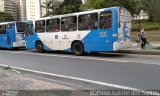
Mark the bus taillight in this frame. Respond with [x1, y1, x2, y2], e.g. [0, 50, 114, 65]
[117, 34, 120, 40]
[113, 33, 119, 39]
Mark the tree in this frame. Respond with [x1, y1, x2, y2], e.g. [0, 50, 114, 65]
[0, 12, 14, 22]
[140, 0, 160, 28]
[81, 0, 137, 15]
[59, 0, 82, 14]
[132, 0, 145, 29]
[44, 0, 82, 16]
[42, 0, 61, 17]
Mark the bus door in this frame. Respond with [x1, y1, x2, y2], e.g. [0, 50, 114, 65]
[99, 11, 113, 51]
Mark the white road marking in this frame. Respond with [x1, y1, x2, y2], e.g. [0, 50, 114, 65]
[0, 63, 159, 96]
[25, 74, 92, 90]
[0, 50, 159, 65]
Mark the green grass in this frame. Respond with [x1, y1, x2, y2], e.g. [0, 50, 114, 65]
[132, 21, 159, 31]
[131, 21, 160, 42]
[131, 30, 160, 42]
[153, 47, 160, 50]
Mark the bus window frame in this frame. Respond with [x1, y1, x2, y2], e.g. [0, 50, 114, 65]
[100, 11, 112, 29]
[35, 20, 45, 33]
[61, 15, 77, 32]
[16, 22, 27, 34]
[78, 13, 98, 31]
[26, 24, 33, 36]
[46, 18, 60, 32]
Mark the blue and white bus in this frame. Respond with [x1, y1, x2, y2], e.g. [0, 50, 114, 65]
[25, 7, 131, 55]
[0, 21, 26, 49]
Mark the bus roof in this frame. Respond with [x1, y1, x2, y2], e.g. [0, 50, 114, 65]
[0, 22, 10, 25]
[0, 21, 26, 25]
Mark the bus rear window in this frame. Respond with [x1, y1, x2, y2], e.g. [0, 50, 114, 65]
[16, 22, 27, 33]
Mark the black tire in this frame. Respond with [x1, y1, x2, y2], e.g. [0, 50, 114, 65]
[90, 52, 98, 55]
[72, 42, 84, 56]
[36, 42, 44, 53]
[12, 47, 19, 50]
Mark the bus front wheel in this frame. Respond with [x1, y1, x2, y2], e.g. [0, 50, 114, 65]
[36, 42, 44, 53]
[72, 42, 84, 56]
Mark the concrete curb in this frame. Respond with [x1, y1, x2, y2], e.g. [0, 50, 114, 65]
[117, 50, 160, 55]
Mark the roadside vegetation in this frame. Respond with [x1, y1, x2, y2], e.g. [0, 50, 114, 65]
[0, 12, 14, 22]
[131, 30, 160, 42]
[131, 21, 160, 42]
[132, 21, 159, 31]
[153, 47, 160, 50]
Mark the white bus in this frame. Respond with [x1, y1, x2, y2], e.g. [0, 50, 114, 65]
[25, 7, 131, 55]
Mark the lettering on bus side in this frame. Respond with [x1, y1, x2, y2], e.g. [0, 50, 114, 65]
[62, 35, 69, 39]
[55, 35, 58, 39]
[99, 32, 108, 37]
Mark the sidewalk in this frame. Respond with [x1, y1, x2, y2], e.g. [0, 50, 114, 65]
[129, 41, 160, 50]
[0, 67, 90, 96]
[118, 41, 160, 55]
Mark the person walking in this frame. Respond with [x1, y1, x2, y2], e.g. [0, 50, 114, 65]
[136, 30, 142, 49]
[140, 27, 147, 49]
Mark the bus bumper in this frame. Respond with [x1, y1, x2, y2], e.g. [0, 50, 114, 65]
[13, 40, 26, 47]
[113, 40, 131, 51]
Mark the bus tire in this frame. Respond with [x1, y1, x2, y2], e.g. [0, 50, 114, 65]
[36, 42, 44, 53]
[72, 42, 84, 56]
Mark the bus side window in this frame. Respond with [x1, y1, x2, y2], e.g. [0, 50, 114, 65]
[35, 20, 45, 33]
[61, 16, 77, 32]
[26, 24, 33, 36]
[78, 13, 98, 30]
[100, 11, 112, 29]
[78, 15, 88, 30]
[89, 13, 98, 29]
[46, 18, 60, 32]
[0, 25, 6, 34]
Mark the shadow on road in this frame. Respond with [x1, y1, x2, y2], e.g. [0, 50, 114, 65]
[87, 52, 126, 58]
[0, 48, 126, 58]
[33, 50, 126, 58]
[0, 47, 27, 51]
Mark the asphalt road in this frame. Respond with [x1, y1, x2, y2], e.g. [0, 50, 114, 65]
[0, 49, 160, 90]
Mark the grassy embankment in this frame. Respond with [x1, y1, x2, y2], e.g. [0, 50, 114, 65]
[131, 22, 160, 42]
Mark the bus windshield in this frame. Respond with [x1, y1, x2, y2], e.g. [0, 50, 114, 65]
[16, 22, 27, 33]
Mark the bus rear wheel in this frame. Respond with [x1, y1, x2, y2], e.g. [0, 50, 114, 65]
[72, 42, 84, 56]
[36, 42, 44, 53]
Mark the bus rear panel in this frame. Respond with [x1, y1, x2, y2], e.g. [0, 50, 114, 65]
[0, 22, 26, 49]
